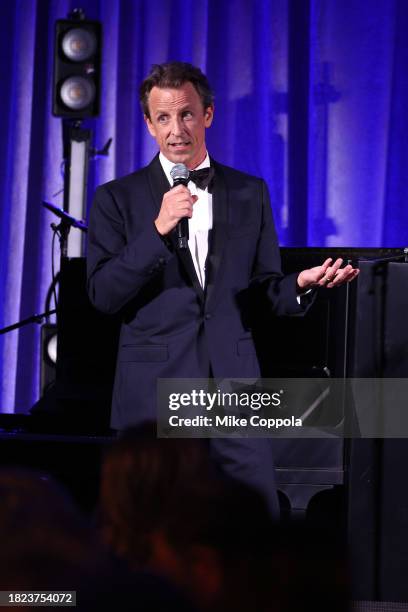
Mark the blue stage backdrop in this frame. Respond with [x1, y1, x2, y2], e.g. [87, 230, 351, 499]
[1, 0, 408, 413]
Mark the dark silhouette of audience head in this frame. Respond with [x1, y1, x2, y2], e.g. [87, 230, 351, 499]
[98, 423, 349, 612]
[0, 466, 197, 611]
[0, 426, 349, 612]
[0, 467, 101, 591]
[99, 423, 216, 566]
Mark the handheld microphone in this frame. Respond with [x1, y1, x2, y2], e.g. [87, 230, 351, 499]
[170, 163, 190, 249]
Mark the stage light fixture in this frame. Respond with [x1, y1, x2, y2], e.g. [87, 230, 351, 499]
[53, 13, 101, 118]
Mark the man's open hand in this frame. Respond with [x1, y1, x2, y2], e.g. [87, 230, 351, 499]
[296, 257, 359, 292]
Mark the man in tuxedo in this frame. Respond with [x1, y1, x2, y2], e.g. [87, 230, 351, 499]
[87, 62, 358, 516]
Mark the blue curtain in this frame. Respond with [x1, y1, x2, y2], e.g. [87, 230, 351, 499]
[1, 0, 408, 413]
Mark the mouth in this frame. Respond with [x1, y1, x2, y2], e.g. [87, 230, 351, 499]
[168, 141, 191, 149]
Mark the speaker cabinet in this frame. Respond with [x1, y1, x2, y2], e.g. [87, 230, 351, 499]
[52, 17, 102, 118]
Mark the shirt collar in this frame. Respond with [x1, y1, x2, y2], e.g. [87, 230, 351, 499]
[159, 152, 210, 185]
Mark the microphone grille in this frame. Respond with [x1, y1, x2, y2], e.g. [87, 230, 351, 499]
[170, 163, 190, 181]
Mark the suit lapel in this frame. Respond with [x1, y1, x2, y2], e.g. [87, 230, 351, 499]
[146, 154, 171, 214]
[147, 155, 205, 303]
[205, 160, 229, 308]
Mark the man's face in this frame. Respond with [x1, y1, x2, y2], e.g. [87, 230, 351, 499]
[144, 82, 214, 169]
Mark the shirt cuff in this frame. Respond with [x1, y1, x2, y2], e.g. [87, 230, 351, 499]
[296, 288, 313, 306]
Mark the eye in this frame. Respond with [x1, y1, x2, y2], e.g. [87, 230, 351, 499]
[157, 114, 168, 123]
[182, 110, 193, 119]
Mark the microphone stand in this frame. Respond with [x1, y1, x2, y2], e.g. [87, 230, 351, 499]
[0, 310, 57, 336]
[0, 206, 87, 336]
[54, 220, 70, 258]
[43, 200, 88, 258]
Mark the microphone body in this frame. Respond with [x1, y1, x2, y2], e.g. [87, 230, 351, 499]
[170, 163, 190, 249]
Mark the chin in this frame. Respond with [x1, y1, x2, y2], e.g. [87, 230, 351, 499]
[170, 154, 192, 166]
[166, 146, 193, 160]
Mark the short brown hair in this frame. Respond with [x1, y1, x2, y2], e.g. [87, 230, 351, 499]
[140, 62, 214, 119]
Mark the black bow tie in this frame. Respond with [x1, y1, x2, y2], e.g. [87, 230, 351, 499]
[188, 166, 215, 191]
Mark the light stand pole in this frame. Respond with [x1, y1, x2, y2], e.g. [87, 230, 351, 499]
[62, 119, 91, 257]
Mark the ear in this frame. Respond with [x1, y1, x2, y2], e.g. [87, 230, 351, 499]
[144, 115, 156, 138]
[204, 105, 214, 128]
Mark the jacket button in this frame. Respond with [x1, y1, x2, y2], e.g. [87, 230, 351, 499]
[204, 313, 212, 320]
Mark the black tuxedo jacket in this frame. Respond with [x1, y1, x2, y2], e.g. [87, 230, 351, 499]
[87, 155, 305, 429]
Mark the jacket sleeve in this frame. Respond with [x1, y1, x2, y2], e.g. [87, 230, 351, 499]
[250, 180, 312, 316]
[86, 184, 174, 314]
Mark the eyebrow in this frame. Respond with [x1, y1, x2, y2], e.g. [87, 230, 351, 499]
[154, 104, 193, 115]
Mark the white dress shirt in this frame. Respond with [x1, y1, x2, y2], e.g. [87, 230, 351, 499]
[160, 152, 212, 288]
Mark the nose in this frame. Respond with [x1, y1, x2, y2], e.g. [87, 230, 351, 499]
[170, 116, 184, 136]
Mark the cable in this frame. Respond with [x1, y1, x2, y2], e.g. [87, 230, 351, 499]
[50, 224, 60, 318]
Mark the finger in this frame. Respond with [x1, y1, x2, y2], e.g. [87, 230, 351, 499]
[321, 259, 344, 285]
[325, 258, 343, 279]
[318, 272, 331, 287]
[170, 184, 191, 195]
[314, 259, 333, 286]
[327, 267, 359, 288]
[178, 206, 193, 218]
[341, 268, 360, 284]
[331, 258, 344, 273]
[167, 196, 195, 214]
[177, 191, 197, 204]
[331, 264, 352, 284]
[168, 202, 193, 218]
[319, 258, 333, 276]
[168, 191, 194, 203]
